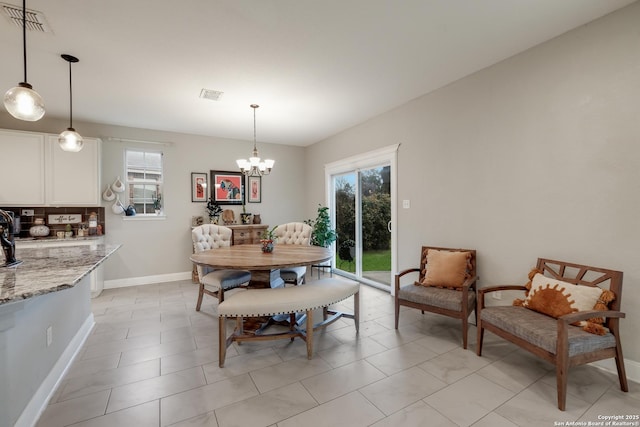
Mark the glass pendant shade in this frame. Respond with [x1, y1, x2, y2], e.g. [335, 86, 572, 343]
[58, 128, 84, 152]
[4, 0, 45, 121]
[59, 54, 83, 152]
[4, 82, 45, 121]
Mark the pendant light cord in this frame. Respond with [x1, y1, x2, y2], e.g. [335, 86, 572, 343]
[253, 106, 257, 150]
[22, 0, 27, 83]
[68, 60, 73, 128]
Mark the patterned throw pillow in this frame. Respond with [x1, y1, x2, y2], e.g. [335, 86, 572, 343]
[513, 269, 615, 335]
[417, 249, 471, 290]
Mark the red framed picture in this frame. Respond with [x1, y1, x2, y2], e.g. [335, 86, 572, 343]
[210, 170, 244, 205]
[191, 172, 208, 202]
[247, 176, 261, 203]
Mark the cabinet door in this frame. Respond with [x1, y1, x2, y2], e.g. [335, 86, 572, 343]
[0, 129, 46, 205]
[46, 136, 101, 206]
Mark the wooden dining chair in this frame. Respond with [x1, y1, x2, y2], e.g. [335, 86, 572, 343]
[191, 224, 251, 310]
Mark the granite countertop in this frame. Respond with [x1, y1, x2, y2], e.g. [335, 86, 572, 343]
[14, 236, 105, 245]
[0, 243, 121, 305]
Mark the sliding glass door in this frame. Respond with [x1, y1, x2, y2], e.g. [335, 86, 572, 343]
[326, 145, 398, 291]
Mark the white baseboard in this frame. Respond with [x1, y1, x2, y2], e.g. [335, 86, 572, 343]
[104, 271, 192, 289]
[594, 357, 640, 384]
[16, 314, 95, 427]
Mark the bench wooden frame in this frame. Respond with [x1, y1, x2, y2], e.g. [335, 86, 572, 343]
[217, 279, 359, 367]
[476, 258, 627, 410]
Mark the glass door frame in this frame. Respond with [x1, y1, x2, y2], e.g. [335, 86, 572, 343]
[324, 144, 399, 294]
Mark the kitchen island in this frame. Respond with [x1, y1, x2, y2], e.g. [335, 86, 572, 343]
[0, 243, 121, 427]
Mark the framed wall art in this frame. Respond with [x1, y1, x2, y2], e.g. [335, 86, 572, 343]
[191, 172, 208, 202]
[247, 176, 261, 203]
[210, 170, 244, 205]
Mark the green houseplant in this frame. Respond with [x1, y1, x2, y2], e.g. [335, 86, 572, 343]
[259, 225, 277, 253]
[305, 205, 337, 247]
[152, 194, 162, 214]
[206, 197, 222, 223]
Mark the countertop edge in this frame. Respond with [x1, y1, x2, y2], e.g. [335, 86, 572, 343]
[0, 244, 122, 306]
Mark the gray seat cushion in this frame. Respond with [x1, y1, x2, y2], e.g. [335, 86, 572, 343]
[201, 269, 251, 291]
[480, 306, 616, 357]
[398, 284, 475, 312]
[280, 266, 307, 282]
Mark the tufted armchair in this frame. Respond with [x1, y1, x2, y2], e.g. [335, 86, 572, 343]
[191, 224, 251, 310]
[274, 222, 313, 285]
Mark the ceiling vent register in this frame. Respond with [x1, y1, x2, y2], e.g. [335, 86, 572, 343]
[1, 2, 50, 32]
[199, 89, 224, 101]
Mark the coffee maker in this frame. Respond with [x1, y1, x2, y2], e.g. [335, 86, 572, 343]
[0, 209, 21, 267]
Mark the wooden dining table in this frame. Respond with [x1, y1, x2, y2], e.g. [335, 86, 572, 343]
[190, 244, 333, 289]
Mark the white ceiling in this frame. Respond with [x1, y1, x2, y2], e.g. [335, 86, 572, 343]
[0, 0, 636, 146]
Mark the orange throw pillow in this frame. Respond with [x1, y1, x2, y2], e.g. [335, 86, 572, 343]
[420, 249, 471, 289]
[513, 270, 615, 335]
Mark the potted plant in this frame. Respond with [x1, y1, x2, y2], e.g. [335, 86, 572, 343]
[152, 194, 162, 214]
[206, 197, 222, 223]
[240, 202, 252, 224]
[338, 239, 355, 262]
[305, 205, 337, 247]
[259, 225, 277, 253]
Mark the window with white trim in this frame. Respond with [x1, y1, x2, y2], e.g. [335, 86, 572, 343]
[125, 149, 163, 215]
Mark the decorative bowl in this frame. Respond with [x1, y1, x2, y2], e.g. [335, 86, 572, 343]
[30, 224, 50, 237]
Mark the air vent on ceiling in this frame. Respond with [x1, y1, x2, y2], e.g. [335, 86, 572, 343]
[200, 89, 224, 101]
[1, 2, 51, 32]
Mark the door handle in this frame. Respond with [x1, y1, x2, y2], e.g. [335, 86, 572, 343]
[387, 220, 392, 233]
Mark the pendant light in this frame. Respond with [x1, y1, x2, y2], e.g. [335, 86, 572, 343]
[3, 0, 45, 121]
[236, 104, 275, 176]
[58, 54, 83, 152]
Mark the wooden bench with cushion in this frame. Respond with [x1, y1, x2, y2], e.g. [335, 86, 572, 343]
[217, 278, 359, 367]
[476, 258, 627, 410]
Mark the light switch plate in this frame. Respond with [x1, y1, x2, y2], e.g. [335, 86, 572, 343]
[402, 200, 410, 209]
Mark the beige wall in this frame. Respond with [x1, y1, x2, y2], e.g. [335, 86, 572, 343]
[1, 1, 638, 369]
[306, 3, 640, 366]
[0, 115, 307, 282]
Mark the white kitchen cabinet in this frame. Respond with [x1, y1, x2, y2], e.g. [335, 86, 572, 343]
[0, 129, 46, 205]
[46, 135, 101, 206]
[0, 129, 101, 206]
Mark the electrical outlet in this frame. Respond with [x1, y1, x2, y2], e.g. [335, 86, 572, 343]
[21, 209, 34, 216]
[492, 291, 502, 300]
[402, 200, 410, 209]
[46, 326, 53, 347]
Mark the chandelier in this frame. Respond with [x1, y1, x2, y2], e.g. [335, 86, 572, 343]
[236, 104, 274, 176]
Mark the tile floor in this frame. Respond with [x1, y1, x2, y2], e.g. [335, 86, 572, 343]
[36, 275, 639, 427]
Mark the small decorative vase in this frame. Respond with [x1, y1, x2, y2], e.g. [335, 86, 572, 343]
[240, 213, 252, 224]
[210, 215, 219, 224]
[252, 214, 261, 224]
[260, 239, 274, 253]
